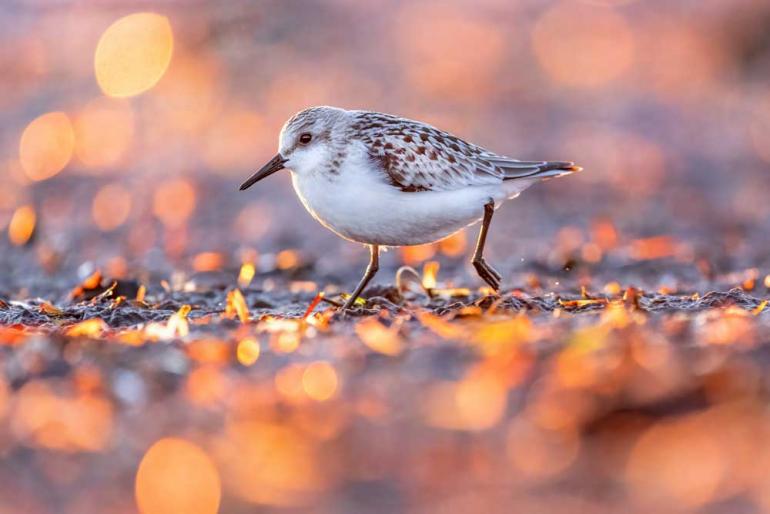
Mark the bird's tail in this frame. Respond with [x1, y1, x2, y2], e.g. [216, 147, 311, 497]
[526, 161, 582, 180]
[490, 158, 582, 181]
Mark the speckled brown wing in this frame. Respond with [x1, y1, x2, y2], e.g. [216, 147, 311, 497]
[351, 112, 499, 192]
[350, 111, 577, 192]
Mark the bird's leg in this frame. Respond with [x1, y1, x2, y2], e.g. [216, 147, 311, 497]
[472, 201, 502, 292]
[341, 244, 380, 312]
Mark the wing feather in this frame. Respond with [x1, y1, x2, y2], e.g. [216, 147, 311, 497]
[350, 112, 577, 192]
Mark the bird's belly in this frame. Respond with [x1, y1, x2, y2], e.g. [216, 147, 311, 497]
[292, 174, 502, 246]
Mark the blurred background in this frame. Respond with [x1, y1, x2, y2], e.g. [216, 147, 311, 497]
[2, 1, 770, 513]
[2, 0, 770, 291]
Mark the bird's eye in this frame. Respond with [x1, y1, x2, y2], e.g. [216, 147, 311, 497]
[299, 133, 312, 145]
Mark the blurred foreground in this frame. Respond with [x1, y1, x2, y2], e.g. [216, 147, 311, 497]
[1, 270, 770, 514]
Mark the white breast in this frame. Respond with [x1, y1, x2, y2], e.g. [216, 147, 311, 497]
[290, 142, 534, 246]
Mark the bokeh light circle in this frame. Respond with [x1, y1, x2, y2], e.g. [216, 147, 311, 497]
[152, 178, 196, 228]
[94, 12, 174, 98]
[92, 184, 132, 231]
[135, 437, 221, 514]
[8, 205, 36, 246]
[19, 112, 74, 181]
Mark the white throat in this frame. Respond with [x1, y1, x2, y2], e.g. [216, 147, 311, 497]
[285, 143, 332, 177]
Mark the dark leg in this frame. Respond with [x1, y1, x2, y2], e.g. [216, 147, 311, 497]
[342, 244, 380, 311]
[472, 201, 502, 291]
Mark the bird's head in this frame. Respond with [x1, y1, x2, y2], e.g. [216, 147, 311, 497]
[240, 106, 347, 190]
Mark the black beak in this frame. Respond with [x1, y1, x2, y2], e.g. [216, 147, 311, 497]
[239, 154, 287, 190]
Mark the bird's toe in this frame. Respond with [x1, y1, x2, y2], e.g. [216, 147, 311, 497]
[473, 258, 502, 291]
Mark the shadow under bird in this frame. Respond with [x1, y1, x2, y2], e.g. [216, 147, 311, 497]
[240, 106, 580, 312]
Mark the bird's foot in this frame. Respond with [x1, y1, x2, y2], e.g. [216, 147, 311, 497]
[473, 257, 501, 292]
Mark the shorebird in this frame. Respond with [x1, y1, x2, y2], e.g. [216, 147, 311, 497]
[240, 106, 579, 311]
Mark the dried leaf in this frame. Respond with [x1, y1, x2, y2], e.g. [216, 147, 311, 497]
[422, 261, 440, 290]
[145, 306, 190, 341]
[303, 292, 325, 319]
[65, 318, 107, 338]
[558, 298, 608, 309]
[40, 302, 64, 317]
[69, 270, 104, 300]
[90, 282, 117, 303]
[238, 262, 256, 289]
[177, 304, 192, 319]
[136, 285, 146, 303]
[225, 289, 250, 323]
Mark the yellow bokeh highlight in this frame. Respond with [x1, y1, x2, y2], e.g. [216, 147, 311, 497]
[192, 252, 224, 272]
[276, 249, 300, 270]
[19, 112, 74, 181]
[74, 97, 135, 169]
[423, 374, 508, 431]
[92, 184, 132, 231]
[400, 243, 436, 265]
[95, 12, 174, 98]
[135, 437, 221, 514]
[218, 420, 326, 506]
[185, 365, 227, 407]
[8, 205, 36, 246]
[625, 417, 725, 508]
[275, 364, 306, 401]
[153, 178, 196, 228]
[421, 260, 440, 289]
[11, 381, 113, 452]
[236, 337, 261, 366]
[453, 375, 508, 430]
[273, 331, 301, 353]
[438, 230, 467, 257]
[237, 262, 256, 288]
[302, 361, 338, 402]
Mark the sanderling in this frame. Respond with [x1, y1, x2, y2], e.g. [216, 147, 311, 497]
[240, 106, 580, 311]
